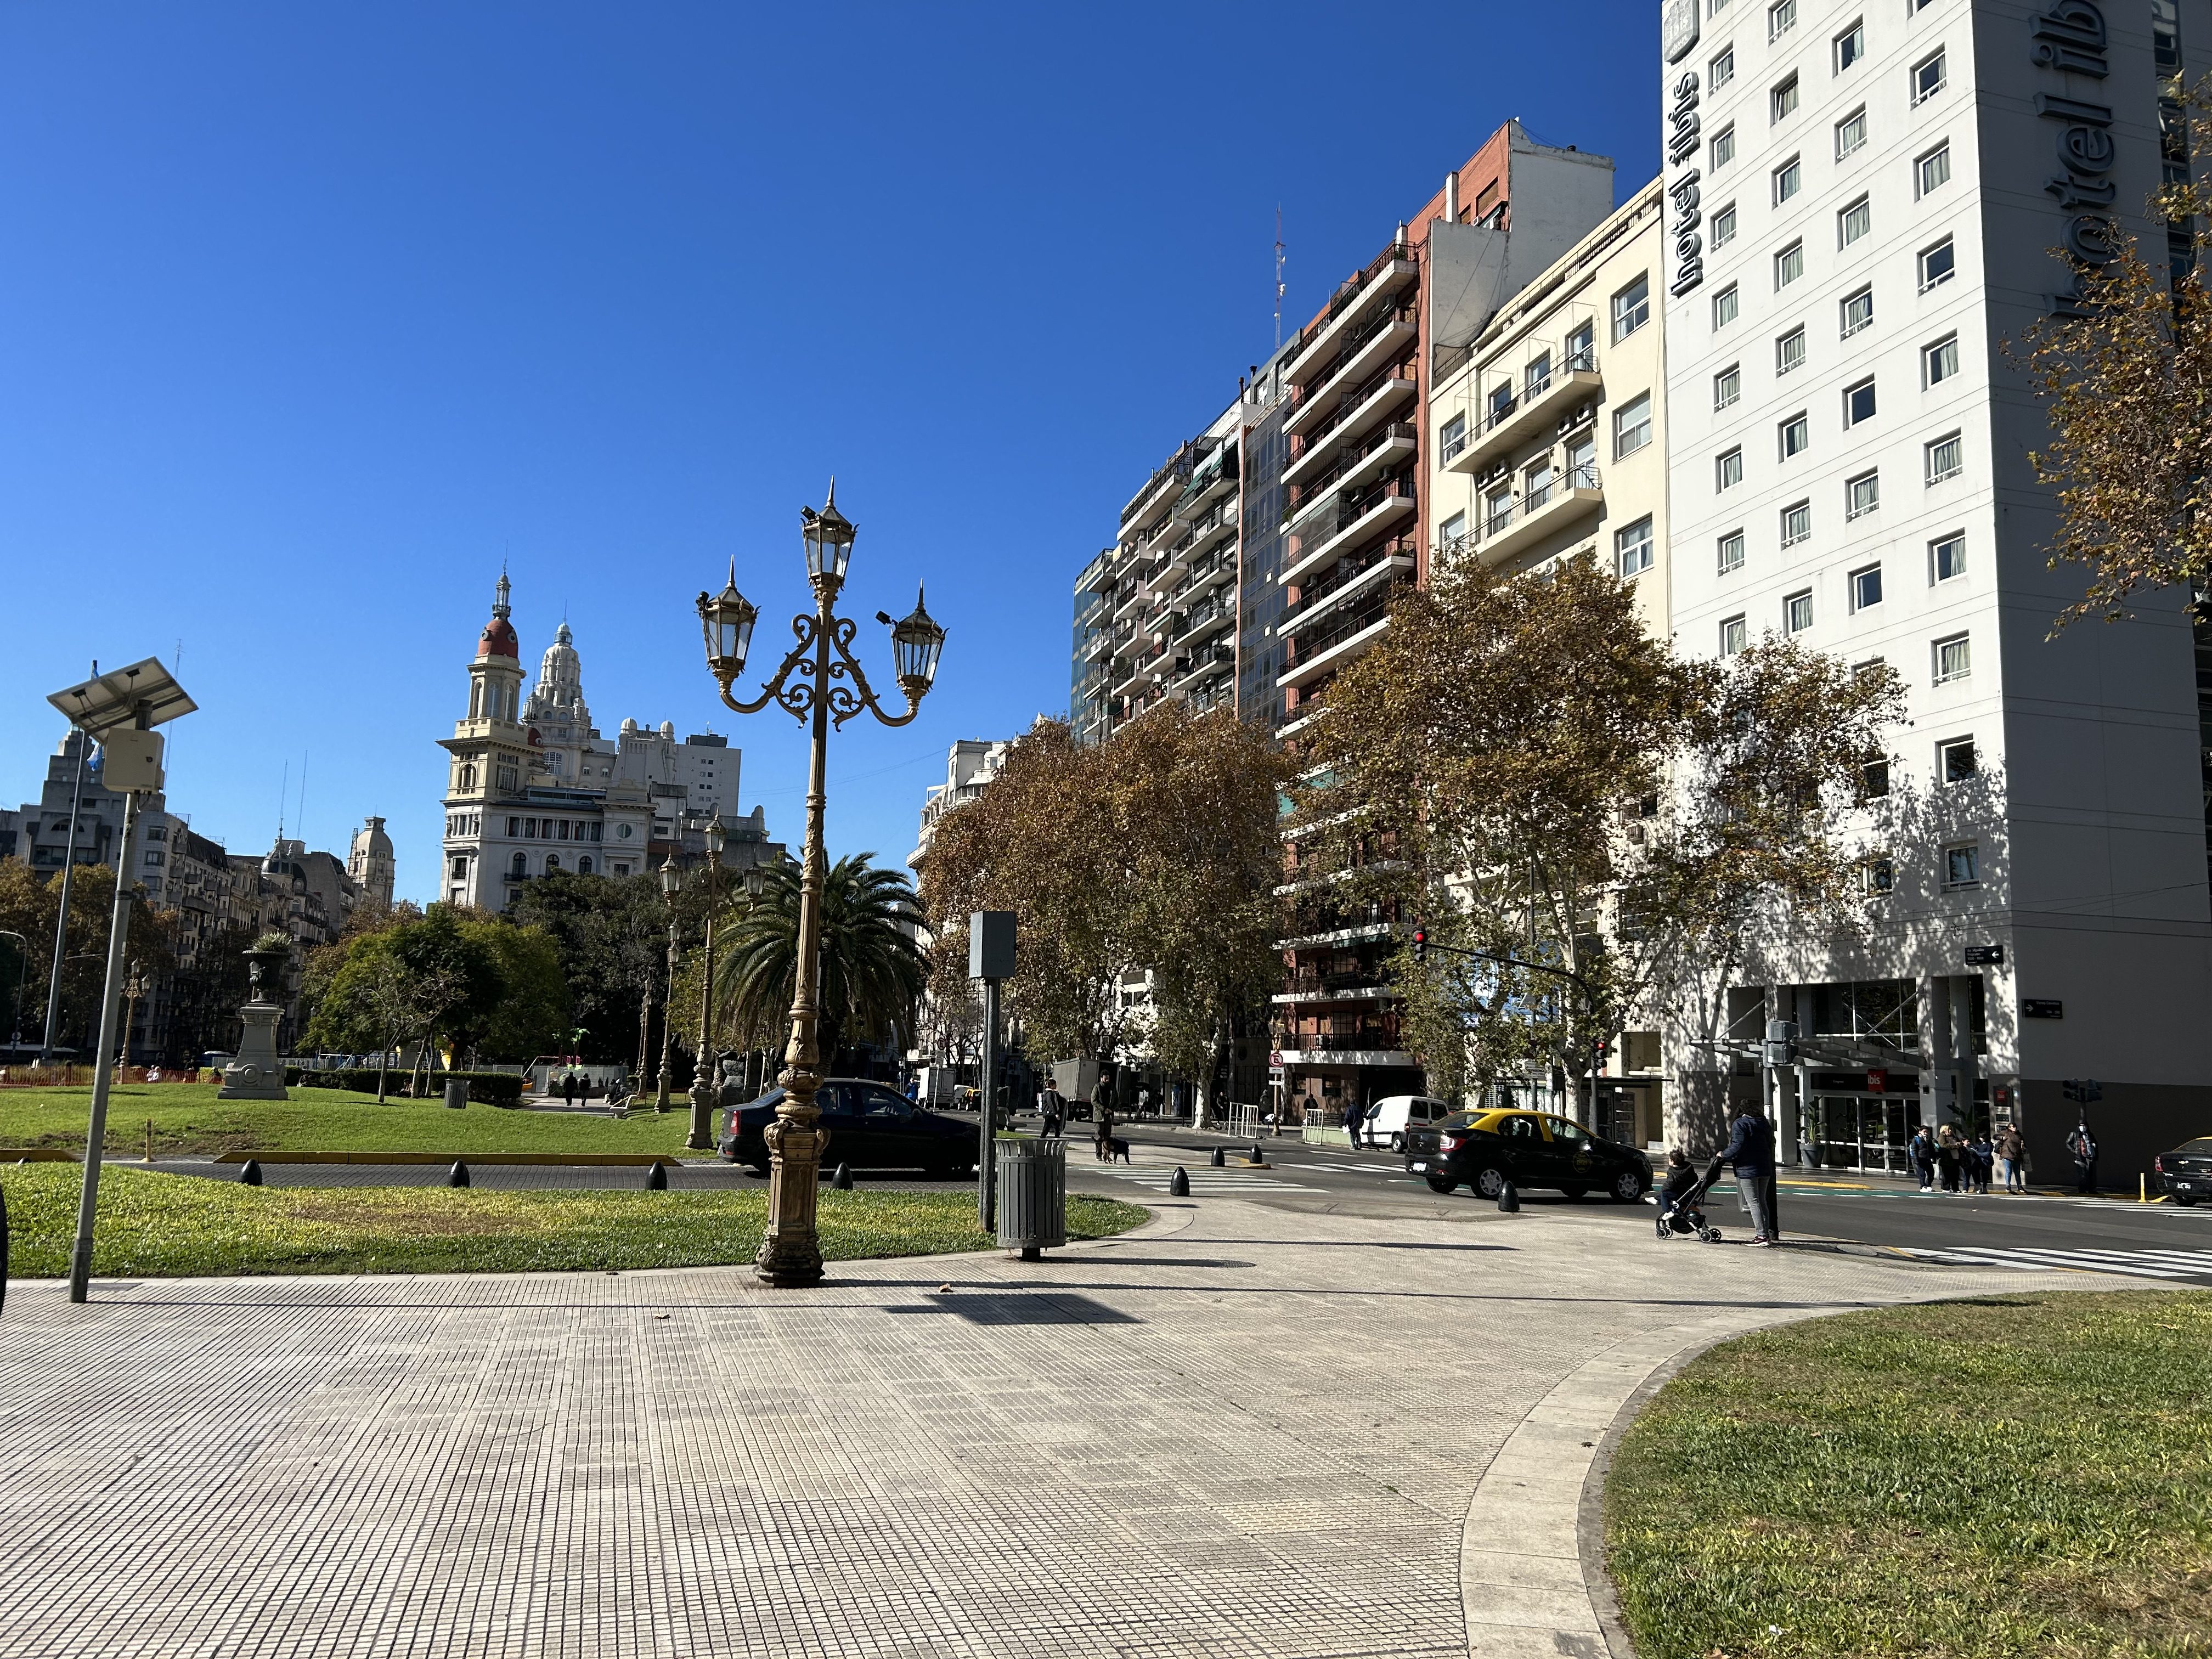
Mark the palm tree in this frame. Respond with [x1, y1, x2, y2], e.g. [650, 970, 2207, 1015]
[713, 854, 926, 1071]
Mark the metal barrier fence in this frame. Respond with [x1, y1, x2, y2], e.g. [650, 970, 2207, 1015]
[1219, 1102, 1260, 1139]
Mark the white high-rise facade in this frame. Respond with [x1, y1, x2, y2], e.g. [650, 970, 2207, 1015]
[1657, 0, 2212, 1177]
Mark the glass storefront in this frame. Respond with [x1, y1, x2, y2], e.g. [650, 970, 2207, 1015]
[1807, 1092, 1916, 1174]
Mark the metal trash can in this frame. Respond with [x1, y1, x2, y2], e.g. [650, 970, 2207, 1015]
[442, 1076, 469, 1111]
[995, 1135, 1066, 1260]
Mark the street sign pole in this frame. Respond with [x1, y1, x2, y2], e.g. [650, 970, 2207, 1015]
[67, 785, 142, 1305]
[969, 911, 1015, 1232]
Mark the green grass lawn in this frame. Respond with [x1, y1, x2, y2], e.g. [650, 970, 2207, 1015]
[0, 1163, 1148, 1277]
[0, 1082, 696, 1156]
[1605, 1291, 2212, 1659]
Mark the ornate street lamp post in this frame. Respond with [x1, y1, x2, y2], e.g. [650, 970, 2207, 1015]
[682, 814, 728, 1152]
[696, 484, 945, 1285]
[656, 852, 680, 1111]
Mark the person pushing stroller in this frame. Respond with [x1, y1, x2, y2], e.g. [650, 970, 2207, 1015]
[1653, 1147, 1725, 1243]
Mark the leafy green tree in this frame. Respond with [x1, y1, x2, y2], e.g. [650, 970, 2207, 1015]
[467, 915, 567, 1063]
[699, 855, 924, 1071]
[0, 859, 173, 1056]
[510, 872, 688, 1066]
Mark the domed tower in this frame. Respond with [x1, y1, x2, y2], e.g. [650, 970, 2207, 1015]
[348, 816, 396, 911]
[438, 571, 531, 908]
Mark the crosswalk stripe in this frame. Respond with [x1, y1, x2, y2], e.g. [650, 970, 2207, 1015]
[1902, 1246, 2210, 1279]
[1094, 1167, 1323, 1193]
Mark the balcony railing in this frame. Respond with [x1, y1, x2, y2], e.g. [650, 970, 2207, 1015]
[1288, 1031, 1404, 1053]
[1483, 463, 1599, 539]
[1296, 472, 1415, 552]
[1281, 544, 1412, 629]
[1286, 421, 1417, 515]
[1301, 363, 1417, 449]
[1285, 590, 1394, 665]
[1296, 303, 1417, 399]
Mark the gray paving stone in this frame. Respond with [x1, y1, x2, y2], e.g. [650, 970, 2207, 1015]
[0, 1198, 2102, 1657]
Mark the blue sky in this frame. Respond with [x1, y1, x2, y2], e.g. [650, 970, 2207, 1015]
[0, 3, 1660, 902]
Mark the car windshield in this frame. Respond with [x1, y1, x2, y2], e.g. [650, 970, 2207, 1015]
[2179, 1137, 2212, 1155]
[741, 1089, 785, 1111]
[1437, 1112, 1479, 1130]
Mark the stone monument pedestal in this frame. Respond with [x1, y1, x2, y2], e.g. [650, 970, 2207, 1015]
[218, 998, 289, 1101]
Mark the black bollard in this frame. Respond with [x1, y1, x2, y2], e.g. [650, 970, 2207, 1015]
[1209, 1146, 1225, 1168]
[1169, 1166, 1190, 1197]
[645, 1161, 668, 1192]
[238, 1159, 263, 1187]
[1498, 1180, 1520, 1213]
[832, 1163, 854, 1190]
[1250, 1140, 1265, 1164]
[447, 1160, 470, 1188]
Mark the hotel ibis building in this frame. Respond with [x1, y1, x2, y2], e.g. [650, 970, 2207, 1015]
[1655, 0, 2212, 1180]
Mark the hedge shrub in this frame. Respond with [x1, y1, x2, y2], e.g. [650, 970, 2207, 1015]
[292, 1069, 526, 1106]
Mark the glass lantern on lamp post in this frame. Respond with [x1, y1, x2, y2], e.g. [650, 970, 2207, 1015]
[695, 482, 946, 1286]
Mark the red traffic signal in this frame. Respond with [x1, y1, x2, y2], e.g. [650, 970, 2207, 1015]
[1411, 927, 1427, 963]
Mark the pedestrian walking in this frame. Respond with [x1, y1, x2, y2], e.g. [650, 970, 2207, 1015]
[1039, 1081, 1066, 1140]
[1093, 1101, 1116, 1163]
[2066, 1121, 2099, 1194]
[1996, 1125, 2028, 1193]
[1089, 1070, 1114, 1129]
[1720, 1102, 1781, 1245]
[1968, 1130, 1994, 1194]
[1910, 1125, 1936, 1191]
[562, 1070, 577, 1107]
[1344, 1100, 1365, 1149]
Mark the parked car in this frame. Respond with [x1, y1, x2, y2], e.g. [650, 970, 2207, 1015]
[1365, 1094, 1459, 1153]
[718, 1078, 979, 1175]
[2154, 1136, 2212, 1206]
[1403, 1107, 1651, 1202]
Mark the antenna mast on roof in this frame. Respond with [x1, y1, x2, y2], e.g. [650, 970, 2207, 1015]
[1273, 206, 1286, 354]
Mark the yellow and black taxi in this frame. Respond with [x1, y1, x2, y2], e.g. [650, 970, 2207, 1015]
[1403, 1107, 1651, 1203]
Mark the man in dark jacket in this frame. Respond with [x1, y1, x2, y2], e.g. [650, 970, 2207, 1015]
[1038, 1082, 1067, 1140]
[1720, 1103, 1781, 1245]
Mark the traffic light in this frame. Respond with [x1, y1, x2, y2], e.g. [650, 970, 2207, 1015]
[1411, 927, 1427, 964]
[1592, 1036, 1611, 1069]
[1763, 1019, 1799, 1068]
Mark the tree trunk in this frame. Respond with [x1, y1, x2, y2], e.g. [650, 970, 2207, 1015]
[376, 1045, 389, 1105]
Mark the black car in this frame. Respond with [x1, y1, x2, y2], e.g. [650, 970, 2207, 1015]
[717, 1078, 979, 1176]
[1403, 1107, 1652, 1202]
[2154, 1137, 2212, 1206]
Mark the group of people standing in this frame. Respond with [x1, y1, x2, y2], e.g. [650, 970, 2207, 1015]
[1906, 1122, 2044, 1194]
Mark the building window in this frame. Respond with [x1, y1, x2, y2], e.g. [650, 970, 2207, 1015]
[1714, 283, 1741, 328]
[1847, 470, 1881, 519]
[1712, 125, 1737, 171]
[1926, 431, 1964, 483]
[1616, 516, 1656, 577]
[1773, 156, 1802, 204]
[1916, 142, 1952, 198]
[1439, 413, 1467, 461]
[1717, 446, 1745, 490]
[144, 850, 164, 867]
[1919, 236, 1956, 291]
[1780, 412, 1810, 459]
[1711, 44, 1736, 89]
[1841, 285, 1875, 338]
[511, 852, 528, 878]
[545, 853, 561, 872]
[1924, 333, 1960, 386]
[1438, 509, 1468, 551]
[1525, 352, 1552, 398]
[1713, 202, 1737, 248]
[1911, 48, 1947, 105]
[1944, 843, 1981, 889]
[1614, 392, 1653, 458]
[1776, 327, 1807, 376]
[1612, 273, 1651, 341]
[1781, 500, 1812, 547]
[1714, 364, 1743, 409]
[1931, 531, 1967, 582]
[1864, 854, 1897, 894]
[614, 863, 631, 877]
[506, 816, 520, 836]
[1844, 376, 1877, 426]
[1775, 240, 1804, 289]
[1719, 529, 1747, 573]
[1785, 590, 1814, 633]
[1934, 632, 1971, 683]
[1859, 758, 1891, 801]
[1566, 321, 1596, 371]
[1836, 106, 1868, 159]
[578, 856, 594, 876]
[1721, 615, 1749, 656]
[1773, 74, 1800, 122]
[1938, 735, 1978, 784]
[1769, 0, 1797, 40]
[1839, 196, 1871, 249]
[451, 856, 468, 881]
[1485, 483, 1513, 535]
[1851, 564, 1884, 610]
[1834, 17, 1865, 70]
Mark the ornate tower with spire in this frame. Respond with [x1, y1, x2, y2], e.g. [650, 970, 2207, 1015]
[436, 571, 531, 906]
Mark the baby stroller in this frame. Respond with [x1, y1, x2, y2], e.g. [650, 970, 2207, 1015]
[1654, 1154, 1726, 1243]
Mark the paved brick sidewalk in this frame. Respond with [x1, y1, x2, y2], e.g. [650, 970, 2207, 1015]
[0, 1194, 2110, 1657]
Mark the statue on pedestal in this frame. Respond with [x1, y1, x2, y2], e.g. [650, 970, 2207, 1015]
[218, 948, 291, 1101]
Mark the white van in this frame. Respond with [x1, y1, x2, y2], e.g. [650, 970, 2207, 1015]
[1363, 1095, 1458, 1152]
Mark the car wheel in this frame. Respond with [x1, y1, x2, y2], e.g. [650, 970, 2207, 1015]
[1611, 1171, 1645, 1203]
[1474, 1166, 1506, 1200]
[2175, 1194, 2197, 1207]
[1424, 1174, 1457, 1194]
[1562, 1185, 1587, 1200]
[744, 1163, 770, 1178]
[1389, 1132, 1405, 1153]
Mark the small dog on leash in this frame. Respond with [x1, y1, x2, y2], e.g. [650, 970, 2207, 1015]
[1098, 1136, 1131, 1164]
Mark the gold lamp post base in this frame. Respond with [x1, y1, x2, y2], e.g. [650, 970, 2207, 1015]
[754, 1111, 828, 1285]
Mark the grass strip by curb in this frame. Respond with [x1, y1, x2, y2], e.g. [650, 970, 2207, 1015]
[1604, 1290, 2212, 1659]
[0, 1164, 1149, 1277]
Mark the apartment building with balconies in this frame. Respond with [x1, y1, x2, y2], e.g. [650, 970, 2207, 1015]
[1656, 0, 2212, 1182]
[1273, 122, 1620, 1121]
